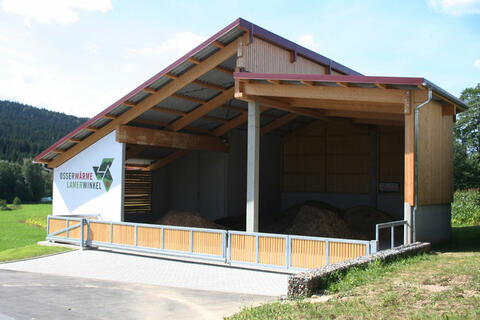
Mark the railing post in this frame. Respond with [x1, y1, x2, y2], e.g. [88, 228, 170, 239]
[80, 219, 85, 250]
[285, 236, 292, 269]
[110, 223, 113, 244]
[161, 227, 164, 250]
[46, 215, 50, 236]
[66, 218, 69, 239]
[222, 232, 227, 263]
[404, 222, 408, 246]
[255, 235, 259, 264]
[134, 225, 138, 247]
[391, 226, 394, 249]
[227, 231, 231, 264]
[325, 240, 330, 265]
[190, 230, 194, 253]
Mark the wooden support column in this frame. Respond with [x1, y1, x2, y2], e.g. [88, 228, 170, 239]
[404, 90, 415, 244]
[246, 100, 260, 232]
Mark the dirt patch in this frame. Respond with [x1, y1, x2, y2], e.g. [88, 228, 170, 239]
[154, 210, 224, 229]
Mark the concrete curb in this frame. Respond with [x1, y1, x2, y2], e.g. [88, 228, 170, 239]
[288, 242, 431, 298]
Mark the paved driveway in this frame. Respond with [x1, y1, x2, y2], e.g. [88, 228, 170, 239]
[0, 269, 274, 320]
[0, 249, 290, 296]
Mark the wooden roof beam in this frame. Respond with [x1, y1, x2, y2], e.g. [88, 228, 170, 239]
[117, 125, 229, 153]
[171, 94, 206, 104]
[130, 118, 212, 134]
[212, 40, 225, 48]
[212, 106, 267, 137]
[214, 66, 234, 75]
[47, 34, 243, 168]
[237, 82, 408, 105]
[192, 80, 226, 91]
[261, 113, 298, 136]
[148, 149, 190, 171]
[167, 87, 234, 132]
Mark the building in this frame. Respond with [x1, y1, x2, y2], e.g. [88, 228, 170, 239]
[35, 18, 466, 245]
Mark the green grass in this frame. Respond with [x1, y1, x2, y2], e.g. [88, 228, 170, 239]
[0, 204, 71, 262]
[228, 225, 480, 320]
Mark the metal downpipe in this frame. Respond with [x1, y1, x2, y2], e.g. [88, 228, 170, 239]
[412, 87, 433, 242]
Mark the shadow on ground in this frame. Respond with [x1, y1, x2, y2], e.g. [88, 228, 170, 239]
[433, 225, 480, 252]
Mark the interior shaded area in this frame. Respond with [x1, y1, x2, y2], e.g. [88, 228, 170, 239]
[123, 118, 405, 242]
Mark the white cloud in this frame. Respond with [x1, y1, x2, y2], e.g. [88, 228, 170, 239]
[123, 64, 137, 73]
[297, 33, 318, 51]
[474, 59, 480, 69]
[123, 32, 205, 60]
[427, 0, 480, 15]
[1, 0, 112, 25]
[86, 44, 99, 55]
[0, 59, 128, 117]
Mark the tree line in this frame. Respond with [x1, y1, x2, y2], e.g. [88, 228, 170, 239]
[0, 159, 51, 203]
[0, 100, 86, 203]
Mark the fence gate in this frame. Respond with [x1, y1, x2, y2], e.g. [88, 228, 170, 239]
[47, 215, 380, 270]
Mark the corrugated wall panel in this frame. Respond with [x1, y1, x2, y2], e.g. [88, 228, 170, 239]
[243, 38, 327, 74]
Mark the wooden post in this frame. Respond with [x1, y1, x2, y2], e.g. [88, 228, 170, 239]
[404, 91, 414, 244]
[246, 100, 260, 232]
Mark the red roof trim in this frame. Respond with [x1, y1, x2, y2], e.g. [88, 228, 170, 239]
[233, 72, 426, 86]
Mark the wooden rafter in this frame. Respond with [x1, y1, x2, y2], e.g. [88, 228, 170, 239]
[149, 149, 190, 171]
[324, 110, 404, 122]
[214, 66, 234, 75]
[260, 113, 298, 136]
[212, 106, 267, 137]
[212, 40, 225, 48]
[171, 94, 206, 104]
[167, 87, 234, 132]
[126, 144, 148, 159]
[236, 81, 407, 105]
[117, 125, 229, 153]
[47, 35, 242, 168]
[353, 119, 404, 127]
[130, 119, 212, 134]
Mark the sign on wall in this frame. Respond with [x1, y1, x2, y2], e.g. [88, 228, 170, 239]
[52, 131, 124, 221]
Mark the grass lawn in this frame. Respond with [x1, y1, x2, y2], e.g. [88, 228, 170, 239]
[228, 225, 480, 319]
[0, 204, 71, 262]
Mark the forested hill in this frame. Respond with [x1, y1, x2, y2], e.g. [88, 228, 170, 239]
[0, 100, 88, 162]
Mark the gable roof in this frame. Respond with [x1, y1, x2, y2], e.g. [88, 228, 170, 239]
[34, 17, 360, 167]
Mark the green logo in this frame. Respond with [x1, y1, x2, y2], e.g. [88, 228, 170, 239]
[93, 158, 114, 192]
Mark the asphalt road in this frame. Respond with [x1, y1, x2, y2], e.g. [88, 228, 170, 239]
[0, 269, 275, 320]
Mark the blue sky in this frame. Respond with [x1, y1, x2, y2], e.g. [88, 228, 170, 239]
[0, 0, 479, 117]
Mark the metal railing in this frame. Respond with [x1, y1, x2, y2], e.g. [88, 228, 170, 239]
[375, 220, 408, 250]
[47, 215, 378, 270]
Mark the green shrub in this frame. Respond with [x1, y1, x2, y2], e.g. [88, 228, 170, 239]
[0, 199, 7, 209]
[12, 196, 21, 207]
[452, 190, 480, 225]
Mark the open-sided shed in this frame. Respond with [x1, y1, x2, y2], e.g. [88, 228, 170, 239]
[35, 18, 466, 247]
